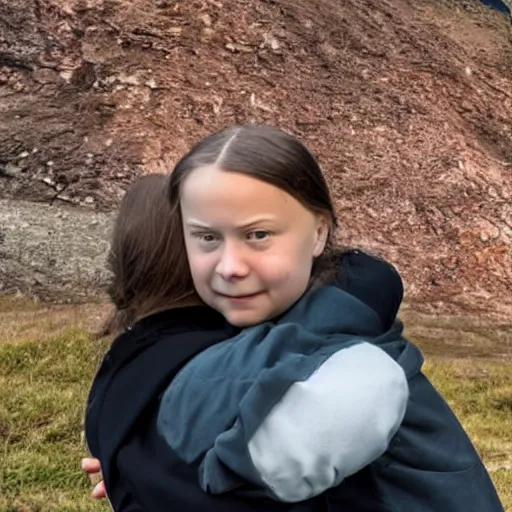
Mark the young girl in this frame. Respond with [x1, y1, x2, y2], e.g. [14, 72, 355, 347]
[155, 124, 504, 511]
[84, 172, 410, 511]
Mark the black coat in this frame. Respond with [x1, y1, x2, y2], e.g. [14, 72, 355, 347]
[85, 250, 403, 511]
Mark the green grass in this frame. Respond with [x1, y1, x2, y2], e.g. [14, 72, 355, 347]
[0, 302, 110, 512]
[0, 301, 510, 511]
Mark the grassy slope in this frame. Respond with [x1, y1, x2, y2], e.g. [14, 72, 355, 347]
[0, 300, 110, 511]
[0, 300, 510, 511]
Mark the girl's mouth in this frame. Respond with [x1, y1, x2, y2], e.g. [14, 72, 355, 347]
[216, 292, 262, 302]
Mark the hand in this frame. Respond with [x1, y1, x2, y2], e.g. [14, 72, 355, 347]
[81, 457, 107, 499]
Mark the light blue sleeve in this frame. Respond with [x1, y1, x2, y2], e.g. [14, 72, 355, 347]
[199, 341, 409, 502]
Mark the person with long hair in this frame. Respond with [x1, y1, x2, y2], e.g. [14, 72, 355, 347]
[83, 125, 503, 512]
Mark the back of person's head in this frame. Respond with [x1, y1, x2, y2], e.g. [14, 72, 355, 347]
[101, 174, 197, 337]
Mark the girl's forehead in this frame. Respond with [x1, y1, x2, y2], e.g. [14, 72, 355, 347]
[180, 165, 313, 226]
[181, 165, 285, 205]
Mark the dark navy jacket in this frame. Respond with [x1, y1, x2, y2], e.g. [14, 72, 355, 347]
[85, 250, 503, 512]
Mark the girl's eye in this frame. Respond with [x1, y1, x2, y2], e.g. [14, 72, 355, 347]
[247, 230, 271, 241]
[191, 232, 218, 244]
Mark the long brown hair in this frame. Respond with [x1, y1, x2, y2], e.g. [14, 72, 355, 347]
[101, 174, 196, 337]
[168, 124, 339, 285]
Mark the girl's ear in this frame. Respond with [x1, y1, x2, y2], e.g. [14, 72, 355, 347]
[313, 215, 329, 257]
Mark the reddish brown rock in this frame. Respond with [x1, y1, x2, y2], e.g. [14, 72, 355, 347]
[0, 0, 511, 316]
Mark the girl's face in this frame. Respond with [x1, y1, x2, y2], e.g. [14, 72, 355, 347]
[180, 165, 329, 326]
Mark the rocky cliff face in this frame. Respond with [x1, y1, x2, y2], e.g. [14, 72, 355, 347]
[1, 0, 511, 316]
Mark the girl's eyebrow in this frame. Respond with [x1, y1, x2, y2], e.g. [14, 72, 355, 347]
[186, 219, 211, 229]
[237, 217, 277, 230]
[186, 217, 278, 230]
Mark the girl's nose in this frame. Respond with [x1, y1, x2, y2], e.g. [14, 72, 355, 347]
[215, 242, 250, 280]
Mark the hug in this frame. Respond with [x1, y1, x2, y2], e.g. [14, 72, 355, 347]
[84, 124, 504, 512]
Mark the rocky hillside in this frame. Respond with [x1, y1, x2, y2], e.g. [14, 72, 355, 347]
[1, 0, 511, 316]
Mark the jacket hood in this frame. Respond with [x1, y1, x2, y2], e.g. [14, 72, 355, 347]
[335, 250, 404, 332]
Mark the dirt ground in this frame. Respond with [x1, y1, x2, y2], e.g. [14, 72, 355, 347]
[1, 0, 511, 317]
[0, 199, 113, 301]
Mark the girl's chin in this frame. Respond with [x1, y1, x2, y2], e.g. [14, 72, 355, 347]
[221, 307, 272, 328]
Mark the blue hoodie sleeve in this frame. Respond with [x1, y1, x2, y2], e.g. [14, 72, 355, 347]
[157, 286, 409, 501]
[199, 340, 409, 502]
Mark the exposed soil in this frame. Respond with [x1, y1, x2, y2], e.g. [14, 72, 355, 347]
[1, 0, 511, 317]
[0, 199, 113, 301]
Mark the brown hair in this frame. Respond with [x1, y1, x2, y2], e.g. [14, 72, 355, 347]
[168, 124, 339, 285]
[101, 173, 197, 337]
